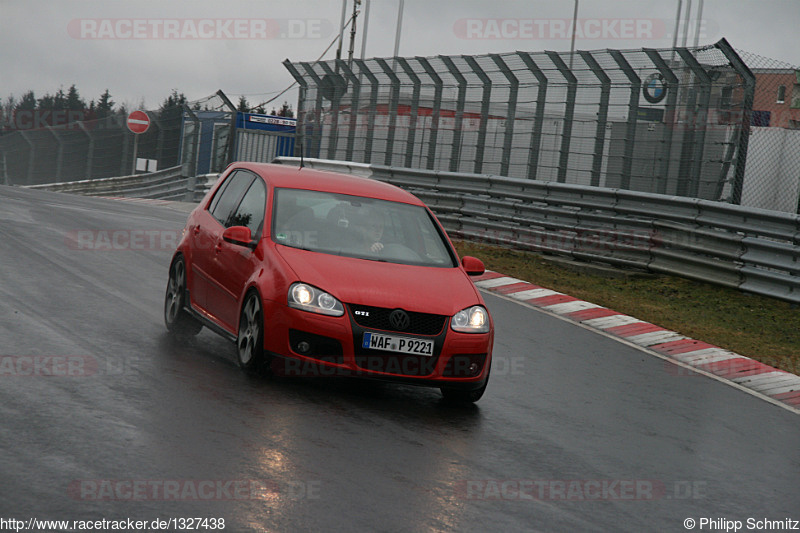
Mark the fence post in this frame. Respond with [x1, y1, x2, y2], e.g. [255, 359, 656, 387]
[46, 126, 64, 182]
[440, 55, 467, 173]
[517, 52, 548, 181]
[375, 58, 401, 167]
[547, 51, 577, 184]
[337, 59, 362, 163]
[299, 62, 325, 159]
[19, 131, 35, 184]
[215, 90, 237, 167]
[714, 38, 756, 205]
[644, 49, 680, 195]
[282, 59, 309, 159]
[318, 61, 343, 160]
[77, 121, 94, 179]
[396, 57, 421, 169]
[355, 59, 379, 165]
[463, 55, 492, 176]
[609, 50, 642, 191]
[490, 54, 518, 178]
[416, 57, 443, 171]
[677, 48, 713, 198]
[579, 51, 611, 188]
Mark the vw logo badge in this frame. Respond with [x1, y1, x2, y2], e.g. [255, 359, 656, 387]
[389, 309, 411, 331]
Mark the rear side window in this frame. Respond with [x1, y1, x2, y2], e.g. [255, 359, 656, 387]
[209, 170, 255, 226]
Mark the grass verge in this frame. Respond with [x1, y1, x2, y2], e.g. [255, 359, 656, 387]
[454, 240, 800, 377]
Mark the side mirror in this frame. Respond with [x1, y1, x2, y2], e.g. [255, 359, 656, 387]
[461, 256, 485, 276]
[222, 226, 255, 248]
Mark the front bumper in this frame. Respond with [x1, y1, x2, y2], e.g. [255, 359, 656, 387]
[263, 303, 493, 390]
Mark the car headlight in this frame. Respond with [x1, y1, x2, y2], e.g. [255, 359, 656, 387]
[451, 305, 490, 333]
[288, 283, 345, 317]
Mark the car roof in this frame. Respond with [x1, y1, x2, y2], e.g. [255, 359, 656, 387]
[229, 162, 423, 205]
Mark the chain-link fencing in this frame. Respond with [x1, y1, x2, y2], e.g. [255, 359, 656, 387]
[0, 91, 236, 187]
[285, 38, 800, 214]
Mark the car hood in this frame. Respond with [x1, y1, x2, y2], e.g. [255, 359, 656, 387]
[276, 245, 482, 316]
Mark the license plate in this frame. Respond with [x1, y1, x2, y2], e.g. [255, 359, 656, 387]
[362, 332, 434, 356]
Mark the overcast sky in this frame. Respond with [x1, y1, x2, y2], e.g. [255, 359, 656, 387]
[2, 0, 799, 111]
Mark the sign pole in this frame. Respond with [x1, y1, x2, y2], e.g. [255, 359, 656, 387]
[132, 133, 139, 175]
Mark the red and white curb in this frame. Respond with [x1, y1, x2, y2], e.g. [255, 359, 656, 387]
[474, 271, 800, 414]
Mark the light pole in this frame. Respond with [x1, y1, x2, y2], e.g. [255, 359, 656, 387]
[569, 0, 579, 69]
[393, 0, 405, 70]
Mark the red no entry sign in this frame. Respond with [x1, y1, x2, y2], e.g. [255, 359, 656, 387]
[127, 110, 150, 134]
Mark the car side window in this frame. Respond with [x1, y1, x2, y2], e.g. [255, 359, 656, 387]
[209, 170, 255, 226]
[227, 178, 267, 237]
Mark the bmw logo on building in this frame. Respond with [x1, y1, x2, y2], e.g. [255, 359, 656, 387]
[643, 73, 668, 104]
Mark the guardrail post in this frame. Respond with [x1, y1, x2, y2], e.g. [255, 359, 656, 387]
[516, 52, 548, 181]
[644, 49, 680, 195]
[463, 55, 492, 176]
[490, 54, 518, 178]
[416, 57, 443, 171]
[546, 51, 577, 184]
[355, 59, 379, 165]
[440, 56, 467, 173]
[396, 57, 421, 169]
[609, 50, 641, 191]
[376, 58, 401, 167]
[578, 51, 611, 188]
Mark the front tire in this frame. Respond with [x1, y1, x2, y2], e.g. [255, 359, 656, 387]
[164, 256, 202, 337]
[440, 365, 490, 404]
[237, 291, 268, 374]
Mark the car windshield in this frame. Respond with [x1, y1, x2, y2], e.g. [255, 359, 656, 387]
[272, 188, 457, 268]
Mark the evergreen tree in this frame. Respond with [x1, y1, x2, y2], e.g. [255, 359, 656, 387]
[278, 101, 294, 118]
[237, 95, 250, 113]
[16, 91, 36, 111]
[96, 89, 115, 119]
[65, 84, 86, 112]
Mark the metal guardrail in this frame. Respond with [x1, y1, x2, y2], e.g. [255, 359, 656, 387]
[276, 157, 800, 304]
[24, 165, 218, 203]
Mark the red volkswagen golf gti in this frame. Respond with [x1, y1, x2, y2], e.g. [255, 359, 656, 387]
[164, 162, 493, 402]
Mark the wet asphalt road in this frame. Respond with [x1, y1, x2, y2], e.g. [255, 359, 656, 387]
[0, 185, 798, 533]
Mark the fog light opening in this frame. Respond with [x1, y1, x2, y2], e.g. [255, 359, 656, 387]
[469, 362, 480, 376]
[296, 341, 312, 355]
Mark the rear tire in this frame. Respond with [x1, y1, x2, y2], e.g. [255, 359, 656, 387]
[236, 291, 268, 375]
[164, 256, 202, 337]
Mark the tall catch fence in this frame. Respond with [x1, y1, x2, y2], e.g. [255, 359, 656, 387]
[285, 39, 800, 213]
[0, 91, 236, 187]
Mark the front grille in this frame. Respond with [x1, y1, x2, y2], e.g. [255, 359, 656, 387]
[348, 304, 447, 335]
